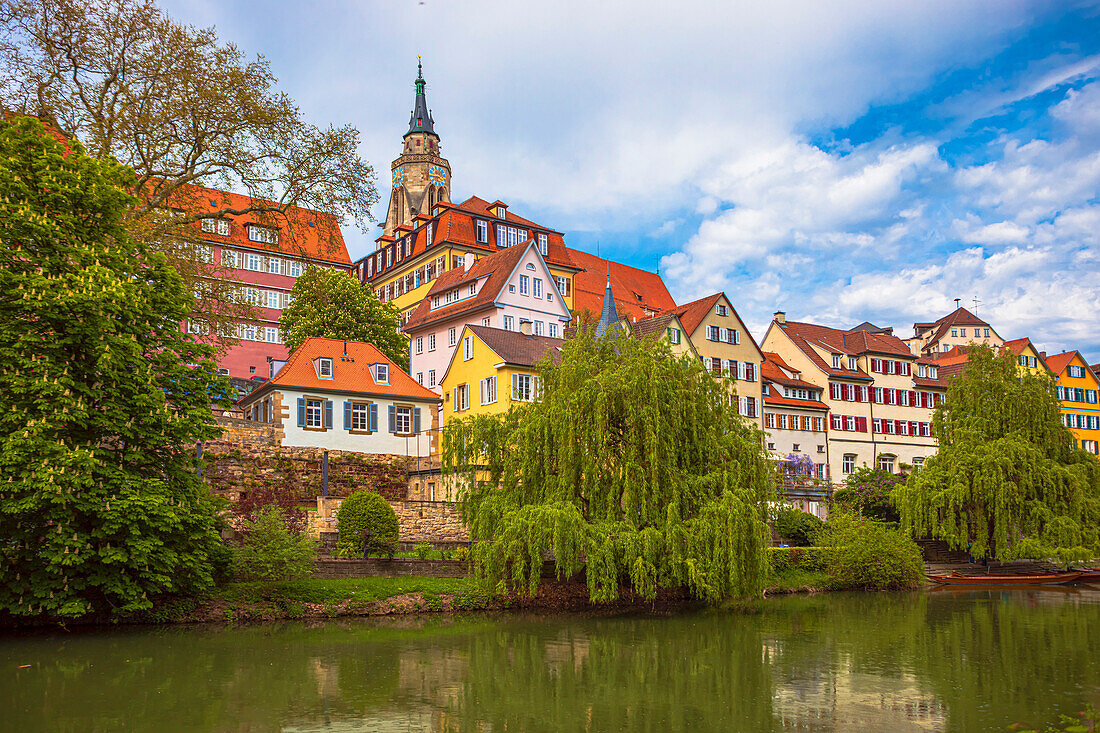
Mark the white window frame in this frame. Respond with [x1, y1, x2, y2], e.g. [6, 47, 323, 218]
[842, 454, 856, 475]
[449, 327, 457, 346]
[201, 218, 231, 236]
[248, 225, 278, 244]
[463, 335, 474, 361]
[476, 220, 488, 243]
[374, 363, 389, 384]
[395, 406, 412, 434]
[429, 370, 436, 387]
[481, 376, 497, 405]
[350, 403, 369, 431]
[305, 399, 324, 428]
[512, 373, 537, 402]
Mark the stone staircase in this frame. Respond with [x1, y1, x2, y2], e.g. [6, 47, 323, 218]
[915, 539, 970, 564]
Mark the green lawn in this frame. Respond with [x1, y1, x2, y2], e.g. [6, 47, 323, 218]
[212, 576, 478, 606]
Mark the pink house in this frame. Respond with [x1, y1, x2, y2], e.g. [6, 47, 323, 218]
[403, 241, 572, 394]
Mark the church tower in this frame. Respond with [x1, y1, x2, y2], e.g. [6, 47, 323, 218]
[383, 60, 451, 236]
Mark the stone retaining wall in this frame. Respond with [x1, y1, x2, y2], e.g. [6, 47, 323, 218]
[313, 558, 468, 579]
[308, 496, 469, 545]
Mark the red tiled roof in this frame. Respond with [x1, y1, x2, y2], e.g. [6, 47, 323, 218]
[403, 242, 532, 331]
[251, 337, 438, 401]
[1045, 351, 1079, 376]
[669, 293, 724, 335]
[763, 391, 829, 410]
[630, 313, 678, 340]
[171, 183, 349, 264]
[776, 321, 879, 380]
[566, 248, 676, 322]
[917, 307, 991, 348]
[467, 324, 564, 367]
[4, 111, 70, 148]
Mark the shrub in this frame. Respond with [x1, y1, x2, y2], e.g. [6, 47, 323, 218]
[233, 505, 317, 582]
[415, 542, 434, 560]
[767, 546, 835, 573]
[336, 491, 399, 558]
[453, 545, 470, 563]
[832, 467, 902, 522]
[774, 507, 823, 547]
[819, 514, 924, 590]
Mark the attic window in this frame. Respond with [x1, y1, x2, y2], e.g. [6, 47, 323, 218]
[526, 263, 535, 270]
[201, 218, 231, 236]
[848, 357, 857, 371]
[308, 222, 315, 227]
[832, 355, 841, 369]
[373, 363, 389, 384]
[248, 225, 278, 244]
[316, 358, 333, 379]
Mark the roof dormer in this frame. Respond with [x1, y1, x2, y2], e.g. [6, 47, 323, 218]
[490, 200, 508, 218]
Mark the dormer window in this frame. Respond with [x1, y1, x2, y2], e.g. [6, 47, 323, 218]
[930, 367, 938, 379]
[201, 218, 231, 236]
[848, 357, 857, 371]
[494, 204, 507, 218]
[247, 225, 278, 245]
[537, 233, 548, 255]
[832, 355, 841, 369]
[316, 357, 333, 379]
[373, 363, 389, 384]
[476, 220, 488, 243]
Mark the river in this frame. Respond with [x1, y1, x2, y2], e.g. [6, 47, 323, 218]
[3, 588, 1099, 732]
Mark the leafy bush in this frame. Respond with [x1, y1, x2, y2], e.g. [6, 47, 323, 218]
[774, 507, 823, 547]
[767, 546, 835, 573]
[414, 542, 434, 560]
[233, 505, 316, 582]
[336, 491, 399, 558]
[453, 545, 470, 563]
[819, 515, 924, 590]
[832, 467, 902, 522]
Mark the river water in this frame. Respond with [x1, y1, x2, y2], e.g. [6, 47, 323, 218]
[3, 588, 1100, 732]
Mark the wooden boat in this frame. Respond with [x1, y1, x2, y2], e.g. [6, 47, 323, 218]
[927, 571, 1083, 585]
[1071, 567, 1100, 581]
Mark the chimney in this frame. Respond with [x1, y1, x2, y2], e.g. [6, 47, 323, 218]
[1040, 351, 1047, 359]
[774, 311, 786, 324]
[464, 254, 475, 273]
[519, 320, 533, 336]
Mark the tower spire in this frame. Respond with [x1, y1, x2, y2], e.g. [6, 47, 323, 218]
[406, 57, 435, 137]
[596, 274, 619, 337]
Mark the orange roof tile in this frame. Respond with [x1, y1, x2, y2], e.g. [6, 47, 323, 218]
[568, 248, 677, 322]
[918, 307, 991, 348]
[255, 337, 438, 401]
[763, 391, 829, 410]
[1045, 351, 1079, 376]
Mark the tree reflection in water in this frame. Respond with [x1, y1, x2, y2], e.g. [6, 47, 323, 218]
[2, 589, 1099, 732]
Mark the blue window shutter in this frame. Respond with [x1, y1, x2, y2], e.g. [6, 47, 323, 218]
[413, 407, 421, 434]
[324, 400, 333, 429]
[343, 401, 352, 430]
[388, 405, 397, 433]
[297, 397, 306, 427]
[369, 404, 378, 432]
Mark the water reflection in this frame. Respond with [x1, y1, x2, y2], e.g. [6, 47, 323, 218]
[3, 588, 1100, 732]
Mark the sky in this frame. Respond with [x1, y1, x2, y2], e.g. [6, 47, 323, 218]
[163, 0, 1100, 362]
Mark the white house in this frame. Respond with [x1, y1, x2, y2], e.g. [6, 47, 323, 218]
[238, 337, 440, 457]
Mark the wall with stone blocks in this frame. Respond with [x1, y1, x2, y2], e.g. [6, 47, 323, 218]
[313, 558, 468, 579]
[308, 496, 469, 545]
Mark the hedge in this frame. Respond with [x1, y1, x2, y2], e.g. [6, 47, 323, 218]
[767, 546, 835, 573]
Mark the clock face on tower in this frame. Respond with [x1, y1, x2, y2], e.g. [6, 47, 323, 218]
[428, 165, 447, 186]
[392, 167, 405, 188]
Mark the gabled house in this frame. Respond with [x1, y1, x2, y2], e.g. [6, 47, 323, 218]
[762, 352, 830, 473]
[763, 313, 945, 481]
[906, 306, 1003, 357]
[238, 337, 440, 457]
[1045, 350, 1100, 455]
[403, 240, 572, 395]
[439, 325, 564, 428]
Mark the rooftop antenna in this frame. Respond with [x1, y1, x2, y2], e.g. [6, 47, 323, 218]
[972, 296, 981, 314]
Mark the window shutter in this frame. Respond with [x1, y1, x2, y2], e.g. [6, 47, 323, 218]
[343, 401, 351, 430]
[297, 398, 306, 427]
[830, 383, 838, 400]
[734, 330, 741, 345]
[856, 417, 867, 432]
[323, 400, 333, 429]
[369, 404, 378, 432]
[413, 408, 422, 435]
[388, 405, 397, 433]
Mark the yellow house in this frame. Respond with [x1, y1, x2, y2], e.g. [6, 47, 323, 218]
[439, 324, 563, 428]
[1046, 350, 1100, 455]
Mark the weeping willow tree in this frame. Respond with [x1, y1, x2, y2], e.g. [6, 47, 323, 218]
[895, 345, 1100, 563]
[442, 328, 774, 603]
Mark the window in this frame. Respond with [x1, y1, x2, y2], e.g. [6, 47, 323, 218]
[537, 233, 548, 255]
[482, 317, 491, 327]
[817, 444, 825, 453]
[463, 335, 474, 361]
[503, 315, 515, 331]
[428, 334, 436, 351]
[842, 455, 856, 474]
[533, 320, 544, 336]
[201, 218, 231, 236]
[669, 328, 681, 344]
[519, 275, 530, 295]
[984, 328, 990, 338]
[416, 337, 423, 354]
[395, 406, 412, 433]
[716, 304, 728, 316]
[416, 372, 423, 384]
[813, 417, 824, 432]
[481, 376, 497, 405]
[555, 276, 571, 297]
[1083, 440, 1099, 455]
[221, 250, 238, 268]
[767, 442, 776, 451]
[453, 384, 470, 412]
[305, 399, 324, 428]
[879, 455, 896, 473]
[243, 326, 256, 341]
[267, 257, 281, 274]
[429, 370, 436, 387]
[476, 220, 488, 243]
[533, 279, 543, 298]
[950, 328, 958, 337]
[512, 373, 537, 402]
[508, 284, 516, 293]
[848, 357, 857, 371]
[350, 403, 370, 431]
[265, 327, 278, 343]
[1069, 365, 1086, 378]
[832, 355, 841, 369]
[248, 225, 278, 244]
[289, 260, 302, 277]
[425, 223, 434, 246]
[317, 358, 333, 379]
[959, 328, 967, 337]
[265, 291, 279, 309]
[792, 443, 800, 452]
[448, 327, 457, 346]
[248, 253, 262, 271]
[707, 325, 720, 341]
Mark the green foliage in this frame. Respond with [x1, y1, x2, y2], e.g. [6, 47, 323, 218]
[335, 491, 399, 558]
[443, 328, 775, 604]
[831, 467, 902, 522]
[773, 507, 823, 546]
[453, 545, 470, 563]
[895, 345, 1100, 562]
[766, 546, 834, 573]
[279, 266, 408, 369]
[0, 117, 231, 620]
[414, 542, 434, 560]
[232, 505, 317, 582]
[818, 515, 924, 590]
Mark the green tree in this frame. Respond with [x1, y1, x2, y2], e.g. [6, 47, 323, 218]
[335, 491, 399, 558]
[894, 344, 1100, 563]
[831, 467, 902, 522]
[819, 514, 924, 590]
[443, 329, 775, 604]
[0, 116, 231, 620]
[280, 266, 408, 369]
[773, 507, 823, 547]
[233, 505, 316, 582]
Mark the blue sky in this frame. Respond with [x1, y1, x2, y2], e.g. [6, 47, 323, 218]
[163, 0, 1100, 361]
